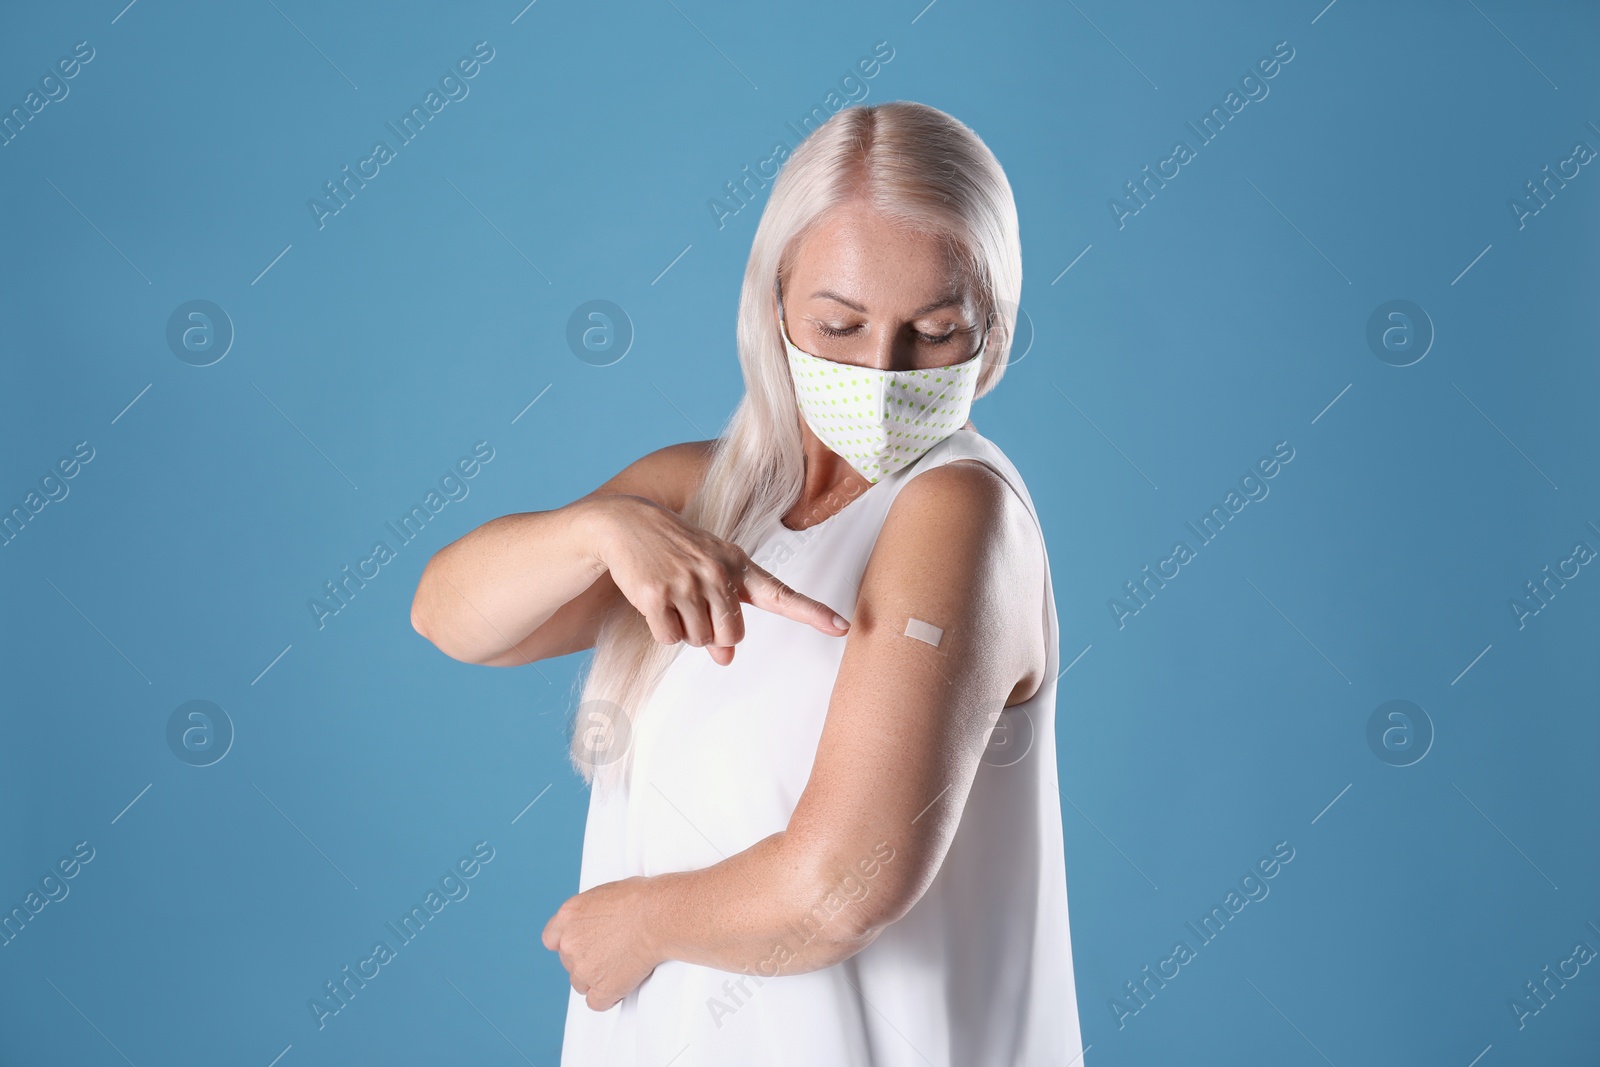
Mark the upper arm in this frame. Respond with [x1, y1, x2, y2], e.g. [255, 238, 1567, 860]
[474, 439, 716, 666]
[576, 438, 718, 516]
[781, 459, 1045, 932]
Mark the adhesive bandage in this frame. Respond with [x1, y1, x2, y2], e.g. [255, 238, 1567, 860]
[903, 617, 944, 647]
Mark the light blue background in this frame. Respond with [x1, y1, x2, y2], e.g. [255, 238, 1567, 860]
[2, 1, 1597, 1064]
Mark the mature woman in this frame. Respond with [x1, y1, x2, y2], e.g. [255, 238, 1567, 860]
[410, 100, 1085, 1066]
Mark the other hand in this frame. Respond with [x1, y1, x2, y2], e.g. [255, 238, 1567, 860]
[542, 876, 663, 1011]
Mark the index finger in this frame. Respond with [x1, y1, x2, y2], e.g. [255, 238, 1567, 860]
[738, 561, 850, 635]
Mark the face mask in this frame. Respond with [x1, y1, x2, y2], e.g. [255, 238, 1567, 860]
[777, 285, 988, 484]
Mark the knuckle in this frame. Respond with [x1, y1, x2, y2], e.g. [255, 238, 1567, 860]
[635, 583, 668, 611]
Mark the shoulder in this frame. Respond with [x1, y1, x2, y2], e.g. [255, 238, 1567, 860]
[579, 439, 717, 515]
[889, 457, 1032, 550]
[868, 456, 1041, 600]
[645, 439, 719, 511]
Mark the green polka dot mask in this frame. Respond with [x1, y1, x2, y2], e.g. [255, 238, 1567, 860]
[777, 292, 987, 485]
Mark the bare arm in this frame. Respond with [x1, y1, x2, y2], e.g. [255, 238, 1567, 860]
[410, 440, 713, 666]
[543, 460, 1047, 1003]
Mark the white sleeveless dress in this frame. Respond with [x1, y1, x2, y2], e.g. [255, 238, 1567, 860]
[560, 427, 1086, 1066]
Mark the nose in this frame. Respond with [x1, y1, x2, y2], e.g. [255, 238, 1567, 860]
[862, 327, 901, 373]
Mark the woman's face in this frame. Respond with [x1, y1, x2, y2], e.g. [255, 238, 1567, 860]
[777, 202, 988, 374]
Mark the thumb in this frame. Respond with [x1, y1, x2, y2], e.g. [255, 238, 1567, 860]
[541, 914, 560, 951]
[740, 563, 850, 635]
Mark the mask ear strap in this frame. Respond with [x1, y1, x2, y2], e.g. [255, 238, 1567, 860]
[773, 276, 791, 344]
[972, 306, 994, 362]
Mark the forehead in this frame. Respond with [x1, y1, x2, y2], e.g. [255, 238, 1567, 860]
[785, 204, 971, 308]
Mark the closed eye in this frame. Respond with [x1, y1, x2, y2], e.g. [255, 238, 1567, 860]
[815, 323, 959, 345]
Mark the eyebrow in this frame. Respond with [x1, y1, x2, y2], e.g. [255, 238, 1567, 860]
[810, 289, 964, 317]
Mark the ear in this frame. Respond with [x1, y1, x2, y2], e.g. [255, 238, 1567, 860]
[985, 305, 1012, 349]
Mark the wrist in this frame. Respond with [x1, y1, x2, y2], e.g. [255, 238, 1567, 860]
[636, 872, 674, 966]
[568, 496, 622, 579]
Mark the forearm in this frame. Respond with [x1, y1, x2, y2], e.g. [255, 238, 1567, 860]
[643, 831, 902, 978]
[411, 498, 606, 663]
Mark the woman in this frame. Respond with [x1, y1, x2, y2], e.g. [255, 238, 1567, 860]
[410, 101, 1085, 1066]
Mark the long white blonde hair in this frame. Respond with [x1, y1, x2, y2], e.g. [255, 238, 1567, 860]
[567, 100, 1024, 794]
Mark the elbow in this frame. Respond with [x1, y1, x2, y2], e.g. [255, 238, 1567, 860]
[410, 602, 478, 665]
[409, 570, 436, 643]
[411, 587, 502, 666]
[409, 583, 429, 638]
[410, 559, 468, 660]
[788, 838, 917, 964]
